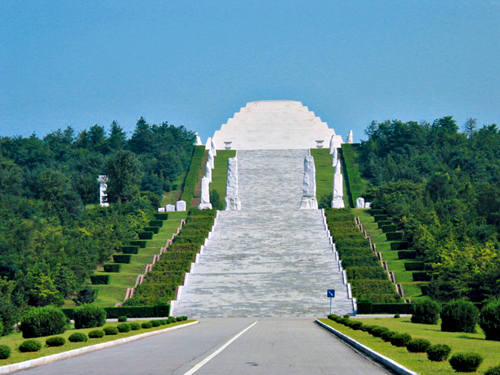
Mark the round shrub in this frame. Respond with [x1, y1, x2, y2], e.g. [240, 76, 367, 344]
[364, 325, 378, 334]
[343, 314, 350, 319]
[159, 320, 167, 325]
[130, 322, 141, 330]
[167, 317, 177, 324]
[449, 352, 484, 373]
[46, 336, 66, 347]
[371, 326, 389, 337]
[441, 300, 480, 333]
[427, 344, 452, 362]
[19, 339, 42, 352]
[480, 298, 500, 341]
[381, 331, 398, 342]
[118, 316, 128, 323]
[73, 304, 106, 329]
[407, 338, 432, 353]
[0, 345, 11, 359]
[484, 364, 500, 375]
[411, 299, 440, 325]
[350, 321, 364, 330]
[103, 326, 119, 335]
[394, 313, 400, 318]
[390, 333, 412, 347]
[88, 330, 105, 339]
[151, 320, 161, 327]
[117, 323, 131, 333]
[20, 306, 68, 338]
[141, 322, 153, 329]
[359, 324, 371, 332]
[68, 332, 88, 342]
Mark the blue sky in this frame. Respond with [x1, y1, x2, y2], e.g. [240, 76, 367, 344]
[1, 0, 499, 143]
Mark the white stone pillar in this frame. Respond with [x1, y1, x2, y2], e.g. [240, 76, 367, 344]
[356, 197, 365, 208]
[332, 160, 345, 208]
[195, 133, 202, 146]
[97, 175, 109, 207]
[211, 138, 217, 156]
[208, 149, 215, 169]
[347, 130, 353, 144]
[225, 157, 241, 210]
[332, 147, 338, 167]
[198, 177, 212, 209]
[300, 155, 318, 209]
[206, 161, 212, 182]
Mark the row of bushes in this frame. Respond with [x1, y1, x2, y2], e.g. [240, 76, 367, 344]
[325, 208, 401, 303]
[327, 314, 495, 373]
[340, 144, 365, 207]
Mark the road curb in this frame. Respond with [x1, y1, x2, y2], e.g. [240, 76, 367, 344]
[0, 321, 199, 374]
[315, 319, 418, 375]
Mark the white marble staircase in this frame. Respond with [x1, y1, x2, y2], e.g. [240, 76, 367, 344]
[171, 149, 354, 318]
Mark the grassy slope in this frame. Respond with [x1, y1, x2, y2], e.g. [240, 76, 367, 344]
[311, 148, 350, 207]
[94, 211, 187, 306]
[0, 320, 194, 366]
[355, 209, 426, 302]
[319, 318, 499, 375]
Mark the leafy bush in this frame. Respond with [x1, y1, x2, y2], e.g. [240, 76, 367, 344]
[151, 320, 161, 327]
[142, 321, 153, 329]
[404, 262, 425, 271]
[371, 326, 389, 337]
[121, 246, 139, 254]
[154, 213, 169, 221]
[381, 225, 397, 233]
[484, 364, 500, 375]
[350, 321, 364, 330]
[427, 344, 451, 361]
[117, 323, 131, 332]
[364, 325, 379, 334]
[167, 317, 177, 324]
[130, 240, 147, 248]
[380, 331, 397, 342]
[103, 263, 121, 272]
[411, 299, 440, 325]
[118, 316, 128, 322]
[449, 352, 484, 373]
[90, 275, 110, 285]
[407, 338, 432, 353]
[138, 231, 153, 240]
[68, 332, 88, 342]
[413, 272, 431, 281]
[20, 306, 68, 338]
[0, 345, 11, 359]
[390, 333, 412, 347]
[386, 232, 403, 241]
[88, 330, 105, 338]
[18, 339, 42, 352]
[130, 322, 141, 330]
[46, 336, 66, 347]
[74, 304, 106, 329]
[346, 267, 388, 280]
[113, 254, 132, 264]
[144, 226, 160, 234]
[394, 314, 400, 318]
[398, 251, 417, 259]
[391, 242, 409, 250]
[441, 299, 480, 333]
[480, 298, 500, 341]
[103, 326, 119, 335]
[159, 320, 167, 325]
[149, 220, 163, 227]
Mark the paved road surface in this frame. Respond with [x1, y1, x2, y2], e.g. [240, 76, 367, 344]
[21, 318, 393, 375]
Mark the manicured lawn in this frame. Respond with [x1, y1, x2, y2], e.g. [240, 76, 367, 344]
[211, 150, 236, 200]
[0, 320, 195, 366]
[319, 318, 500, 375]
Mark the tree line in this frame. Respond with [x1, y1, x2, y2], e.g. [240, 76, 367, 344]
[360, 117, 500, 303]
[0, 119, 195, 334]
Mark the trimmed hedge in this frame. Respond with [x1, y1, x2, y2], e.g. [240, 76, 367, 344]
[90, 275, 110, 285]
[386, 232, 403, 241]
[144, 226, 160, 234]
[369, 209, 384, 215]
[449, 352, 484, 372]
[391, 242, 409, 250]
[61, 305, 170, 320]
[74, 304, 106, 329]
[0, 344, 11, 359]
[381, 225, 398, 233]
[88, 330, 105, 338]
[180, 145, 205, 208]
[68, 332, 88, 342]
[121, 246, 139, 254]
[377, 220, 392, 228]
[413, 272, 431, 282]
[404, 262, 425, 271]
[138, 231, 154, 240]
[357, 302, 415, 314]
[113, 254, 132, 264]
[154, 213, 169, 220]
[149, 220, 163, 227]
[427, 344, 451, 361]
[130, 240, 147, 248]
[18, 339, 42, 352]
[103, 326, 118, 335]
[374, 215, 389, 222]
[103, 263, 121, 273]
[46, 336, 66, 347]
[407, 338, 432, 353]
[398, 251, 417, 259]
[346, 267, 388, 281]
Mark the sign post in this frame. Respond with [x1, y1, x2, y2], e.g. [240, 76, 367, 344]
[327, 289, 335, 315]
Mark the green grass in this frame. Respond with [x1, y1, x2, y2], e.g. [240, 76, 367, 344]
[319, 318, 500, 375]
[211, 150, 236, 201]
[94, 211, 187, 307]
[355, 209, 426, 301]
[311, 148, 349, 207]
[0, 320, 195, 366]
[181, 146, 206, 209]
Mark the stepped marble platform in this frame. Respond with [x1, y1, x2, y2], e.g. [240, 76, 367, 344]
[212, 101, 344, 150]
[171, 150, 354, 318]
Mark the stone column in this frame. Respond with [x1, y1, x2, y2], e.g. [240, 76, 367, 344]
[332, 160, 345, 208]
[332, 147, 338, 167]
[206, 161, 212, 182]
[356, 197, 365, 208]
[208, 149, 215, 169]
[225, 157, 241, 210]
[97, 175, 109, 207]
[198, 176, 212, 209]
[195, 133, 202, 146]
[300, 155, 318, 209]
[347, 130, 353, 144]
[211, 138, 217, 156]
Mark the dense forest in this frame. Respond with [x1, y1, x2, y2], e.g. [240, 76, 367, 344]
[360, 117, 500, 303]
[0, 119, 195, 333]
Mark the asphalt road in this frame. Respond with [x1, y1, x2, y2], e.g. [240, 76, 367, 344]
[20, 318, 393, 375]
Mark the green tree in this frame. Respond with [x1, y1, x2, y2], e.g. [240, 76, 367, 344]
[104, 150, 142, 203]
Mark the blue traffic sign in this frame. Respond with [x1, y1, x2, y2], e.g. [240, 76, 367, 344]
[327, 289, 335, 298]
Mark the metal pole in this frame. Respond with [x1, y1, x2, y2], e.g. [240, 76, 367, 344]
[330, 297, 332, 315]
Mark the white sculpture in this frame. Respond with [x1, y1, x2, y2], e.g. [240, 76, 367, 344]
[332, 160, 345, 208]
[329, 135, 336, 154]
[365, 202, 372, 209]
[195, 133, 202, 146]
[206, 161, 212, 182]
[198, 177, 212, 209]
[332, 147, 338, 167]
[176, 200, 186, 211]
[347, 130, 353, 144]
[211, 138, 217, 157]
[225, 157, 241, 210]
[206, 137, 212, 150]
[208, 149, 215, 169]
[97, 175, 109, 207]
[158, 207, 165, 212]
[166, 204, 176, 212]
[300, 155, 318, 209]
[356, 197, 365, 209]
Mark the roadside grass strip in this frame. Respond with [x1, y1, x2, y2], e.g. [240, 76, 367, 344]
[0, 320, 196, 370]
[318, 318, 500, 375]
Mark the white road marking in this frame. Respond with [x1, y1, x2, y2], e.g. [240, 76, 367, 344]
[183, 321, 258, 375]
